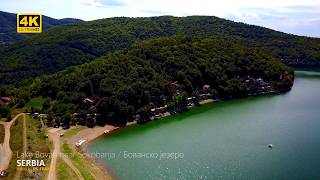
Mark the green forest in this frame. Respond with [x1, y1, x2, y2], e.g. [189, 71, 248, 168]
[0, 16, 319, 85]
[1, 36, 294, 126]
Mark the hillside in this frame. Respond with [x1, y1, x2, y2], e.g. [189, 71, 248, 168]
[0, 11, 83, 48]
[11, 36, 293, 126]
[0, 15, 318, 85]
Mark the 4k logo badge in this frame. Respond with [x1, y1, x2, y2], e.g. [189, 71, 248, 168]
[17, 14, 42, 33]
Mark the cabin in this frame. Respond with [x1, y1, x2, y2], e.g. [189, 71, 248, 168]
[256, 78, 269, 87]
[0, 97, 11, 106]
[83, 98, 94, 104]
[202, 85, 210, 94]
[168, 81, 180, 95]
[82, 98, 94, 109]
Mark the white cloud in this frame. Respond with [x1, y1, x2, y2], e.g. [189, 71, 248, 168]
[81, 0, 128, 7]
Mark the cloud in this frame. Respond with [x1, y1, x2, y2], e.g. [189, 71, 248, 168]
[224, 6, 320, 37]
[81, 0, 127, 7]
[281, 5, 320, 13]
[97, 0, 127, 6]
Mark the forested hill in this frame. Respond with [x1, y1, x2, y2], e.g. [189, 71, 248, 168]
[0, 15, 319, 84]
[0, 11, 83, 48]
[11, 36, 293, 126]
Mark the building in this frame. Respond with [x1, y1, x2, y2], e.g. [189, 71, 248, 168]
[82, 98, 94, 109]
[168, 81, 180, 94]
[0, 97, 11, 106]
[202, 85, 210, 94]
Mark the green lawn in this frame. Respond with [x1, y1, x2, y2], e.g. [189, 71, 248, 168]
[62, 143, 95, 180]
[57, 158, 78, 180]
[23, 116, 50, 179]
[63, 126, 86, 138]
[0, 124, 4, 144]
[25, 97, 46, 111]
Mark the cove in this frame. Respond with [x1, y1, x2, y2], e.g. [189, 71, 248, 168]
[87, 71, 320, 179]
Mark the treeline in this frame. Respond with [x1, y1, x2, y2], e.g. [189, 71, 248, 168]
[3, 36, 294, 126]
[0, 16, 318, 84]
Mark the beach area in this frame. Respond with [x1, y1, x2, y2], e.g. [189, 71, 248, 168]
[71, 98, 217, 149]
[59, 98, 217, 178]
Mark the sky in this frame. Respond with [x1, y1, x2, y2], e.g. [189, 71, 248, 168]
[1, 0, 320, 37]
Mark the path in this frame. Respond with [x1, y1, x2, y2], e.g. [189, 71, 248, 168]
[61, 154, 84, 180]
[12, 114, 27, 180]
[47, 128, 61, 180]
[47, 128, 85, 180]
[0, 113, 24, 173]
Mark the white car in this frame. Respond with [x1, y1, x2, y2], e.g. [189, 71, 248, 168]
[76, 140, 87, 147]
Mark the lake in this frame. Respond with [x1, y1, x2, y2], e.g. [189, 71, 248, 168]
[87, 71, 320, 180]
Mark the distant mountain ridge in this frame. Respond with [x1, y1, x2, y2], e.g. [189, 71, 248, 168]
[0, 11, 83, 48]
[0, 15, 319, 85]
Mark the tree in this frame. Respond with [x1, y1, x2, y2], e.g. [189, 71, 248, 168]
[46, 113, 54, 127]
[0, 106, 10, 118]
[137, 106, 151, 124]
[5, 112, 12, 122]
[42, 99, 51, 111]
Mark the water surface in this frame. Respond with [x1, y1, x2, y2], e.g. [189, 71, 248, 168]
[88, 71, 320, 179]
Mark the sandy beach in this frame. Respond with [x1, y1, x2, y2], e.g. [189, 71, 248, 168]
[63, 98, 216, 179]
[71, 98, 216, 149]
[66, 121, 137, 149]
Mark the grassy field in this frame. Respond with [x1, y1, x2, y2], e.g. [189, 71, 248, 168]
[63, 126, 86, 138]
[0, 124, 4, 144]
[62, 143, 95, 180]
[6, 116, 23, 179]
[20, 116, 51, 179]
[25, 97, 46, 111]
[57, 158, 78, 180]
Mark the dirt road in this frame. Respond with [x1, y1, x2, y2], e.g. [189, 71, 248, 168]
[47, 128, 61, 180]
[12, 114, 27, 180]
[0, 113, 24, 173]
[61, 154, 84, 180]
[47, 128, 85, 180]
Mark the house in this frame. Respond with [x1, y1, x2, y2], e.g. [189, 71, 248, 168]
[168, 81, 180, 94]
[0, 97, 11, 106]
[256, 78, 269, 87]
[83, 98, 94, 104]
[202, 85, 210, 94]
[82, 98, 94, 109]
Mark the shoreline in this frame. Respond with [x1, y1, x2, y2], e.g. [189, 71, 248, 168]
[80, 98, 217, 149]
[64, 98, 219, 179]
[69, 90, 291, 178]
